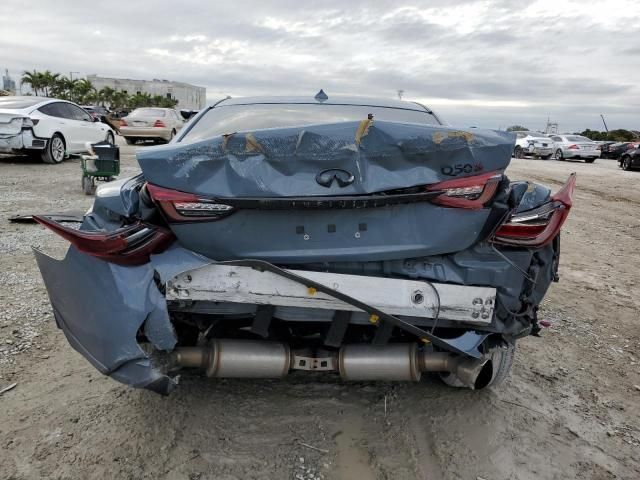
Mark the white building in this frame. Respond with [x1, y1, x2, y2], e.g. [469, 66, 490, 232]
[86, 75, 206, 110]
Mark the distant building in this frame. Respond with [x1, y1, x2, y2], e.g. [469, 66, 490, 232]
[2, 69, 16, 94]
[86, 75, 206, 110]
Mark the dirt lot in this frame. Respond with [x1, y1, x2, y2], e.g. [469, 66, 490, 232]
[1, 141, 639, 480]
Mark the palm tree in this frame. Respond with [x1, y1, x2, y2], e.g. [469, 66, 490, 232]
[39, 71, 60, 96]
[50, 76, 76, 100]
[21, 70, 43, 96]
[72, 79, 95, 104]
[97, 86, 115, 108]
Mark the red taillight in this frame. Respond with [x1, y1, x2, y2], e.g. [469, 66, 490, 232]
[33, 216, 174, 265]
[153, 120, 166, 128]
[567, 144, 579, 150]
[119, 119, 128, 127]
[146, 183, 235, 222]
[492, 173, 576, 247]
[426, 172, 502, 209]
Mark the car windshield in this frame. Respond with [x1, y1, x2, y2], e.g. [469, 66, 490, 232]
[566, 135, 593, 142]
[0, 97, 45, 109]
[131, 108, 166, 117]
[180, 103, 440, 142]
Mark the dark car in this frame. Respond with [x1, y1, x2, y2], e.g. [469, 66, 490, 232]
[596, 141, 617, 158]
[81, 105, 110, 123]
[619, 144, 640, 170]
[606, 142, 635, 159]
[33, 94, 576, 395]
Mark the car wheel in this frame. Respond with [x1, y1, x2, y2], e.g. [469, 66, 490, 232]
[585, 158, 596, 164]
[82, 175, 96, 195]
[41, 133, 66, 164]
[105, 131, 115, 144]
[125, 137, 137, 145]
[439, 343, 515, 389]
[554, 149, 564, 161]
[622, 156, 632, 171]
[541, 154, 552, 160]
[514, 146, 524, 159]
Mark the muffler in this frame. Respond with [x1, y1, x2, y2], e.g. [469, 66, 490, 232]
[172, 339, 291, 378]
[338, 345, 492, 389]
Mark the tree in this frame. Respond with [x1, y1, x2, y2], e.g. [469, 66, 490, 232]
[506, 125, 528, 132]
[97, 86, 115, 107]
[21, 70, 43, 96]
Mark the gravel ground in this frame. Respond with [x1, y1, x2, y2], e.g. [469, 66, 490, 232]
[1, 140, 639, 479]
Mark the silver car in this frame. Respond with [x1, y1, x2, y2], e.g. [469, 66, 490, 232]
[119, 108, 184, 144]
[550, 134, 600, 163]
[513, 131, 553, 159]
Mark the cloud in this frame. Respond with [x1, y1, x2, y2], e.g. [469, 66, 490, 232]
[0, 0, 637, 131]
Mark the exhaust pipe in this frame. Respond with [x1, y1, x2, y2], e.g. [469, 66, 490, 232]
[172, 339, 291, 378]
[339, 346, 492, 389]
[172, 341, 492, 389]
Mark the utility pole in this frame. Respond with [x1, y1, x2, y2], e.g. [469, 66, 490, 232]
[69, 71, 79, 81]
[600, 114, 609, 132]
[397, 89, 404, 101]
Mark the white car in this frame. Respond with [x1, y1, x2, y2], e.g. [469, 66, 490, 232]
[119, 108, 185, 144]
[0, 96, 115, 164]
[512, 131, 554, 159]
[549, 134, 600, 163]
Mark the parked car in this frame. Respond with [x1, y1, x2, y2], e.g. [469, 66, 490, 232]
[33, 95, 575, 395]
[81, 105, 110, 123]
[512, 131, 553, 159]
[550, 134, 600, 162]
[605, 142, 635, 160]
[0, 96, 115, 163]
[619, 144, 640, 171]
[595, 141, 617, 158]
[119, 107, 184, 144]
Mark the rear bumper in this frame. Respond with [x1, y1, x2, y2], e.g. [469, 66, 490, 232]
[563, 150, 600, 159]
[34, 242, 530, 393]
[0, 129, 46, 153]
[120, 126, 172, 140]
[526, 146, 553, 156]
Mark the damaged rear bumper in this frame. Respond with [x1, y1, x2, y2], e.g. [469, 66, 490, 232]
[34, 244, 501, 393]
[33, 246, 209, 394]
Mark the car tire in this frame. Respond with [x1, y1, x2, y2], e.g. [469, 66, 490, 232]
[82, 175, 96, 195]
[541, 154, 552, 160]
[585, 158, 596, 164]
[41, 133, 66, 164]
[514, 146, 524, 159]
[125, 137, 137, 145]
[554, 149, 564, 161]
[622, 156, 632, 171]
[105, 131, 115, 145]
[439, 343, 515, 390]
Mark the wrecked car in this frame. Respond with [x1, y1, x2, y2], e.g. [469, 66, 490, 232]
[33, 94, 576, 395]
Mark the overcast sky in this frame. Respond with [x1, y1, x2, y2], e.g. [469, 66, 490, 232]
[1, 0, 638, 131]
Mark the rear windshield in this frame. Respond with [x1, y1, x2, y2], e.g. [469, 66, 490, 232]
[566, 135, 592, 142]
[0, 97, 44, 109]
[180, 103, 440, 143]
[130, 108, 166, 117]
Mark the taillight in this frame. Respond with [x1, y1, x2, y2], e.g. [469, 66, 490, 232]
[492, 173, 576, 247]
[426, 172, 502, 209]
[146, 183, 235, 222]
[120, 119, 128, 127]
[568, 144, 579, 150]
[33, 216, 174, 265]
[153, 120, 166, 128]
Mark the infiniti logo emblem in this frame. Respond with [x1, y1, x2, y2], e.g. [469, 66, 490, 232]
[315, 168, 355, 188]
